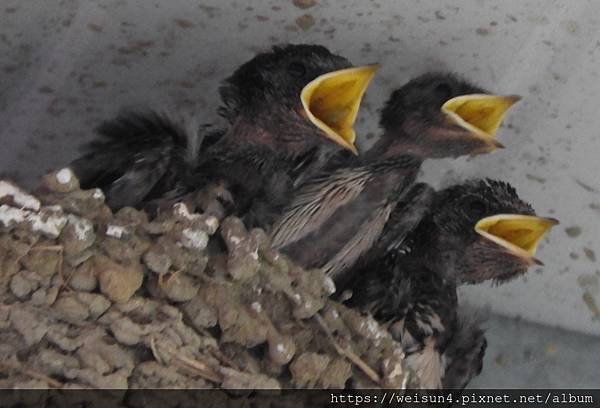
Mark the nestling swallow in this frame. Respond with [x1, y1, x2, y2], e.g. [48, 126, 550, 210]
[345, 179, 558, 389]
[70, 44, 377, 218]
[270, 73, 520, 279]
[202, 44, 377, 226]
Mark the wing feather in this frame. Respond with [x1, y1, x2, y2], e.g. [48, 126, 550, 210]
[270, 167, 371, 248]
[322, 201, 395, 279]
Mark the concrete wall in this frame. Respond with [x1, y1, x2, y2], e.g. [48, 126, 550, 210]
[1, 0, 599, 338]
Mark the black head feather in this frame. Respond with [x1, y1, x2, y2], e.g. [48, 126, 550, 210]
[428, 179, 536, 284]
[218, 44, 351, 123]
[379, 72, 486, 131]
[432, 178, 534, 237]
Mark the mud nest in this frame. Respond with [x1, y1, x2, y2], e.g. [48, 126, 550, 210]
[0, 168, 420, 400]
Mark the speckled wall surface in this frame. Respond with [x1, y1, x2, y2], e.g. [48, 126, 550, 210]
[1, 0, 599, 336]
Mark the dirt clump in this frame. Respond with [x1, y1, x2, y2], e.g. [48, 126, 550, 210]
[0, 170, 415, 402]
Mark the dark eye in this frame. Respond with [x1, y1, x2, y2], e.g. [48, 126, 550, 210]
[468, 199, 487, 216]
[287, 62, 306, 78]
[434, 82, 453, 99]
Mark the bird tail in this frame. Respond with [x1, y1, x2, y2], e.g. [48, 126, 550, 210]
[442, 310, 488, 390]
[70, 110, 217, 210]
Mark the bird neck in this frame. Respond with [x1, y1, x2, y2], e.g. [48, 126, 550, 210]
[360, 134, 423, 177]
[223, 111, 337, 161]
[225, 116, 279, 152]
[364, 129, 434, 162]
[376, 123, 482, 160]
[417, 234, 466, 282]
[402, 221, 455, 277]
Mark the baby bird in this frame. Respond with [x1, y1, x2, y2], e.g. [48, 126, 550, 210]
[70, 44, 377, 217]
[345, 179, 558, 389]
[270, 73, 520, 280]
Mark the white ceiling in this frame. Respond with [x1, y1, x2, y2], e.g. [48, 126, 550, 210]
[1, 0, 598, 335]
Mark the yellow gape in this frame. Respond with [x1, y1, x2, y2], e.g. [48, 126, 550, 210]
[475, 214, 558, 264]
[301, 65, 379, 155]
[442, 94, 521, 144]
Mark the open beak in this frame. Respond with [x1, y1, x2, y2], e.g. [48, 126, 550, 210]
[441, 94, 521, 151]
[475, 214, 558, 265]
[301, 64, 379, 155]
